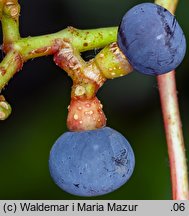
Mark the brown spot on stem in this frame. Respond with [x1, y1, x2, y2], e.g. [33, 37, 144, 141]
[54, 40, 83, 76]
[68, 26, 79, 36]
[0, 95, 5, 101]
[15, 53, 24, 72]
[2, 43, 13, 53]
[29, 46, 52, 55]
[83, 42, 88, 47]
[98, 32, 103, 39]
[52, 39, 64, 53]
[0, 67, 6, 76]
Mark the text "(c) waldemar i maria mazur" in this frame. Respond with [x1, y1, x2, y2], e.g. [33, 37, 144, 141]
[19, 202, 139, 212]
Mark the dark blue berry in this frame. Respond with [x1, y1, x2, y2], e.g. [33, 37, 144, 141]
[117, 3, 186, 75]
[49, 127, 135, 197]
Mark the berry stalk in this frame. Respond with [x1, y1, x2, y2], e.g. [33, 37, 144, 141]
[155, 0, 189, 200]
[53, 40, 131, 131]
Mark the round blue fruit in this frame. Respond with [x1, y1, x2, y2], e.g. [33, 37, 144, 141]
[49, 127, 135, 197]
[118, 3, 186, 75]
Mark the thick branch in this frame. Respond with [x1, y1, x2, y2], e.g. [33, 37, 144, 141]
[0, 27, 117, 91]
[13, 27, 118, 60]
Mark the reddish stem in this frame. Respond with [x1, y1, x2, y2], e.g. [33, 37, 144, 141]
[157, 71, 189, 200]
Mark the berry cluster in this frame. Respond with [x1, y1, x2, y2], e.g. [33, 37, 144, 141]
[0, 1, 186, 197]
[49, 3, 186, 196]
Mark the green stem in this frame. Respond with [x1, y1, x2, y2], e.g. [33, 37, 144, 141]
[0, 0, 5, 19]
[0, 27, 117, 90]
[0, 50, 23, 88]
[1, 14, 20, 43]
[1, 0, 20, 44]
[14, 27, 118, 60]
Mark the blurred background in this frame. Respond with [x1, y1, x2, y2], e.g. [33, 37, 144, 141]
[0, 0, 188, 199]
